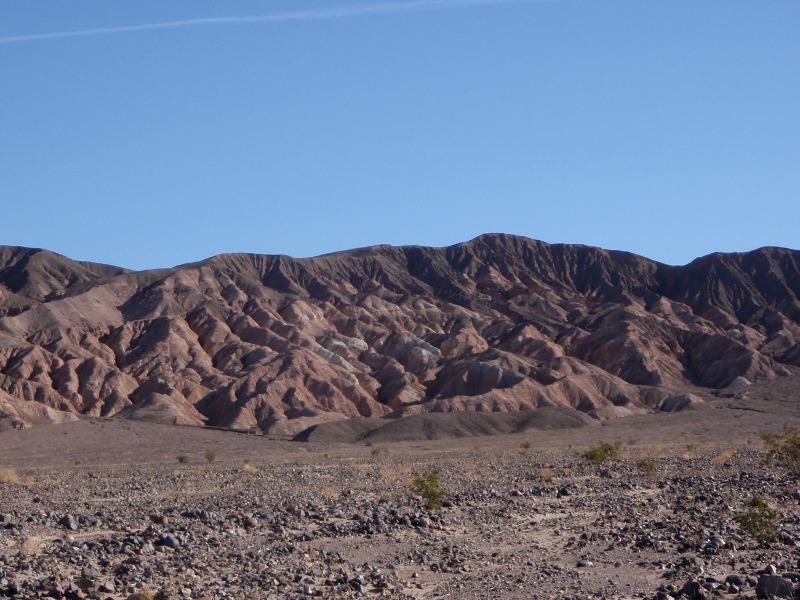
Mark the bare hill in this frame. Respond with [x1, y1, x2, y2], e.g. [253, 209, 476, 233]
[0, 234, 798, 434]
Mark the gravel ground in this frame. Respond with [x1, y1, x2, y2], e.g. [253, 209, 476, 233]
[3, 420, 800, 599]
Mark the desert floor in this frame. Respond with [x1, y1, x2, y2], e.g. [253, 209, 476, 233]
[1, 377, 800, 599]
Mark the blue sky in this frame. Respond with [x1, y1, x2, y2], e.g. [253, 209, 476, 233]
[2, 1, 798, 270]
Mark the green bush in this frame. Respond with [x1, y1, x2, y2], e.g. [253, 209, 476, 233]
[636, 457, 657, 475]
[205, 450, 216, 463]
[582, 441, 621, 463]
[411, 470, 446, 509]
[761, 424, 800, 473]
[734, 495, 777, 545]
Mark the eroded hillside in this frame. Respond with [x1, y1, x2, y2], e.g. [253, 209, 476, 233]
[1, 234, 798, 433]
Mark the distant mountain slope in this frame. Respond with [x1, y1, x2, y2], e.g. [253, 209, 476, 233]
[0, 234, 798, 433]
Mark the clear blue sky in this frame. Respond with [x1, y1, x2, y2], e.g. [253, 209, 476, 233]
[2, 1, 798, 270]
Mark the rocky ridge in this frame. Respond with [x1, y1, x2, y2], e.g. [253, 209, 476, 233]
[1, 235, 798, 434]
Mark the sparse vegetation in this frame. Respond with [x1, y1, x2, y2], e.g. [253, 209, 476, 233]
[761, 424, 800, 473]
[713, 449, 735, 465]
[411, 470, 446, 509]
[380, 465, 412, 483]
[0, 468, 20, 484]
[520, 441, 531, 449]
[205, 450, 216, 463]
[177, 454, 189, 464]
[540, 467, 556, 481]
[734, 495, 778, 545]
[582, 441, 621, 463]
[242, 463, 257, 474]
[20, 536, 42, 557]
[636, 457, 657, 475]
[370, 446, 386, 456]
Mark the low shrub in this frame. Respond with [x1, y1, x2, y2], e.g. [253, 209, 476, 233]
[761, 424, 800, 473]
[539, 467, 556, 481]
[734, 495, 777, 545]
[636, 457, 657, 475]
[582, 441, 621, 463]
[713, 449, 735, 465]
[411, 470, 446, 509]
[0, 468, 20, 484]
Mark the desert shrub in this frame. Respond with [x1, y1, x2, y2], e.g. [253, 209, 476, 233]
[205, 450, 216, 463]
[734, 495, 777, 545]
[540, 467, 556, 481]
[411, 470, 446, 509]
[177, 454, 189, 464]
[370, 446, 386, 456]
[520, 441, 532, 450]
[761, 424, 800, 473]
[713, 449, 735, 465]
[242, 463, 257, 474]
[0, 468, 20, 484]
[582, 441, 621, 463]
[19, 535, 42, 556]
[636, 457, 657, 475]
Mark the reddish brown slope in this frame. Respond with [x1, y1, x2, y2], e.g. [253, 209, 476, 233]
[0, 235, 797, 433]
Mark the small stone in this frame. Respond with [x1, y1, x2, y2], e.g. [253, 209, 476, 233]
[679, 579, 706, 600]
[778, 530, 796, 545]
[244, 516, 258, 528]
[58, 515, 78, 531]
[162, 535, 181, 549]
[725, 574, 743, 587]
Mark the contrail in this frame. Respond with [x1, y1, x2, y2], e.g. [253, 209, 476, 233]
[0, 0, 524, 45]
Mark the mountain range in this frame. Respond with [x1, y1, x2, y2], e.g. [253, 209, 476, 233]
[1, 234, 798, 434]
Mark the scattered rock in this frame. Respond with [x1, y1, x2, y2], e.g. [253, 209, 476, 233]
[756, 574, 795, 598]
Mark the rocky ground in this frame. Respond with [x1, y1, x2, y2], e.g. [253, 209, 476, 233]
[2, 397, 800, 600]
